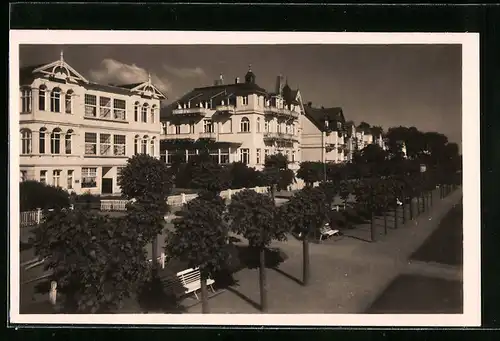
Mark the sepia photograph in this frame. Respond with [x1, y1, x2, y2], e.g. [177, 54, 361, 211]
[9, 31, 480, 327]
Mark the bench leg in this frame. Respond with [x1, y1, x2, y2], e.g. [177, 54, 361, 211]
[210, 284, 215, 293]
[193, 290, 199, 300]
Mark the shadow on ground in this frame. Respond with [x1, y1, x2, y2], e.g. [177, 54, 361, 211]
[365, 274, 463, 314]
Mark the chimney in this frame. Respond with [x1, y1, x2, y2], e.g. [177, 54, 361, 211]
[235, 77, 240, 84]
[219, 73, 224, 84]
[307, 102, 312, 107]
[275, 74, 284, 94]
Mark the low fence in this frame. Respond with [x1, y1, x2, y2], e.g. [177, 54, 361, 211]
[20, 182, 314, 227]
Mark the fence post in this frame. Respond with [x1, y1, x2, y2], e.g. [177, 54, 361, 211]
[160, 252, 166, 269]
[36, 208, 42, 224]
[49, 281, 57, 305]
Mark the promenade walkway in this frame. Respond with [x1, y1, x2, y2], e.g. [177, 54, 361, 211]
[186, 187, 463, 313]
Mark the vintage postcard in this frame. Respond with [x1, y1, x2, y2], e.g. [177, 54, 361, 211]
[9, 31, 480, 327]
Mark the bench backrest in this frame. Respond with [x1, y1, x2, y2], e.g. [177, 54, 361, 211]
[177, 267, 201, 286]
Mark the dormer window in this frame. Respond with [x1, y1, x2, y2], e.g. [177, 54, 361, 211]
[177, 103, 182, 110]
[242, 96, 248, 105]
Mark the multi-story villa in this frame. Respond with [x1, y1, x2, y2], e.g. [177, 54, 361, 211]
[18, 52, 166, 195]
[301, 103, 348, 163]
[160, 68, 303, 170]
[344, 122, 387, 161]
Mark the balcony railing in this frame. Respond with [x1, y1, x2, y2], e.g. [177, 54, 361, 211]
[215, 105, 236, 114]
[161, 133, 194, 140]
[172, 107, 211, 116]
[199, 132, 217, 140]
[264, 107, 299, 119]
[263, 132, 298, 142]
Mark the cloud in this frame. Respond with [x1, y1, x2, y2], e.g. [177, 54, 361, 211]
[163, 64, 206, 79]
[88, 58, 172, 94]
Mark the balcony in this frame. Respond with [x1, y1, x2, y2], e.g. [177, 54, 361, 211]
[215, 105, 236, 114]
[160, 133, 194, 140]
[198, 132, 217, 140]
[264, 107, 299, 119]
[172, 107, 211, 116]
[263, 132, 298, 142]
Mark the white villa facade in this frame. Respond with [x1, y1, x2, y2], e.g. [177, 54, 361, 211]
[160, 70, 303, 170]
[18, 53, 166, 195]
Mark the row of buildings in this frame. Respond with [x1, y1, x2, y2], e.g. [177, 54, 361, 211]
[18, 54, 398, 195]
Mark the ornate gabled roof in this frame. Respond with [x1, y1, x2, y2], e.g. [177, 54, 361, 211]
[32, 51, 89, 83]
[124, 74, 166, 100]
[303, 104, 345, 132]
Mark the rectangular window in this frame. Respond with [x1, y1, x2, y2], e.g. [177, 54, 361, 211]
[264, 121, 269, 133]
[141, 139, 147, 154]
[38, 89, 46, 111]
[187, 149, 197, 162]
[65, 134, 72, 154]
[161, 152, 167, 164]
[50, 90, 61, 113]
[227, 119, 232, 133]
[40, 170, 47, 185]
[209, 149, 219, 164]
[65, 93, 72, 114]
[39, 131, 45, 154]
[84, 94, 97, 117]
[81, 167, 97, 188]
[84, 132, 97, 155]
[67, 170, 74, 190]
[52, 170, 61, 187]
[264, 149, 270, 160]
[20, 171, 27, 182]
[150, 140, 155, 155]
[100, 134, 112, 156]
[220, 148, 230, 164]
[256, 148, 261, 164]
[189, 121, 195, 134]
[292, 150, 296, 163]
[99, 97, 112, 119]
[113, 135, 126, 156]
[113, 99, 126, 120]
[240, 148, 250, 164]
[21, 89, 32, 113]
[175, 125, 181, 134]
[203, 120, 213, 133]
[242, 96, 248, 105]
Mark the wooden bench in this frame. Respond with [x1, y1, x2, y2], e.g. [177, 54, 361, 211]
[319, 224, 340, 242]
[163, 267, 215, 300]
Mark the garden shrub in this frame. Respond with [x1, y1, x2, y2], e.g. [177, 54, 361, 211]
[20, 181, 71, 212]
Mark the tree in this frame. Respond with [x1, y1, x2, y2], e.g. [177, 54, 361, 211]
[353, 178, 382, 242]
[33, 209, 149, 313]
[318, 180, 339, 209]
[297, 161, 324, 187]
[189, 152, 231, 196]
[118, 154, 173, 273]
[339, 180, 354, 210]
[165, 195, 228, 313]
[262, 153, 294, 200]
[357, 121, 371, 133]
[20, 180, 71, 212]
[227, 189, 286, 312]
[283, 187, 329, 285]
[228, 162, 262, 189]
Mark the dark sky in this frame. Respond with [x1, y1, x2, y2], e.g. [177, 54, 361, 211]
[19, 44, 462, 148]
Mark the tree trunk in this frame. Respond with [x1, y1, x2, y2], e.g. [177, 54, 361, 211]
[394, 203, 399, 229]
[402, 202, 406, 224]
[270, 184, 276, 203]
[409, 197, 414, 220]
[370, 212, 375, 242]
[200, 274, 209, 314]
[259, 247, 268, 312]
[430, 190, 433, 207]
[151, 237, 158, 272]
[383, 209, 387, 235]
[416, 196, 421, 215]
[302, 236, 310, 286]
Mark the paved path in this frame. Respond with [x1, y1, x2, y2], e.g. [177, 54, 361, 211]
[186, 188, 463, 313]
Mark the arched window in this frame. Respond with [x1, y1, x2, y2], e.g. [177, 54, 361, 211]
[51, 128, 62, 154]
[141, 135, 148, 154]
[134, 102, 140, 122]
[65, 129, 73, 154]
[256, 117, 261, 132]
[50, 88, 61, 113]
[39, 128, 47, 154]
[38, 85, 47, 111]
[151, 105, 157, 123]
[134, 135, 140, 155]
[264, 120, 269, 132]
[150, 137, 155, 156]
[20, 129, 32, 154]
[141, 103, 149, 123]
[65, 90, 73, 114]
[20, 87, 32, 113]
[240, 117, 250, 132]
